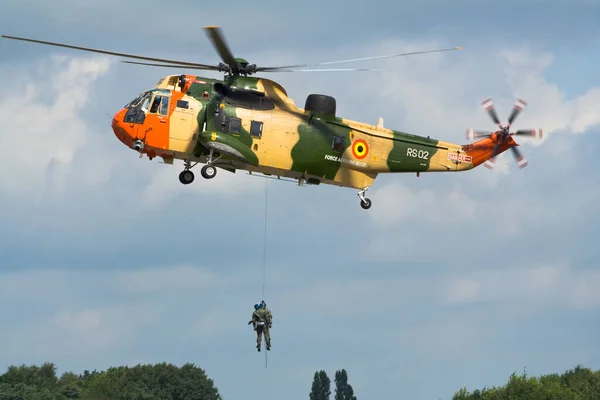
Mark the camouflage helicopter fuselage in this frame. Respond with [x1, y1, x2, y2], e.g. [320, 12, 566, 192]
[2, 28, 540, 210]
[111, 73, 515, 209]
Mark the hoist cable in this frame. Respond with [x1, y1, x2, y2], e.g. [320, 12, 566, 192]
[262, 178, 268, 298]
[262, 178, 268, 368]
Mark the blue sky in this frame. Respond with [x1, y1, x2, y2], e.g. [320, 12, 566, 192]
[1, 1, 600, 399]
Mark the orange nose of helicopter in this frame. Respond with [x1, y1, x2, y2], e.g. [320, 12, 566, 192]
[111, 108, 137, 149]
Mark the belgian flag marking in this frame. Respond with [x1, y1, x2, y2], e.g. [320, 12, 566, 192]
[352, 139, 368, 160]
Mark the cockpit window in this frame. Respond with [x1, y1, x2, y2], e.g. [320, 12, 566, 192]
[149, 94, 170, 116]
[159, 96, 169, 115]
[149, 96, 161, 113]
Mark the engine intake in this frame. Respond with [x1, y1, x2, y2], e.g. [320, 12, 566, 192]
[305, 94, 336, 120]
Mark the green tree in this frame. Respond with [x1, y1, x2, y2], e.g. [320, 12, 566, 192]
[310, 370, 331, 400]
[58, 371, 81, 399]
[79, 363, 221, 400]
[0, 362, 58, 389]
[451, 365, 600, 400]
[0, 362, 222, 400]
[334, 369, 357, 400]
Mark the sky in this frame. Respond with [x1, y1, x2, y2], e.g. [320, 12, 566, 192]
[1, 0, 600, 399]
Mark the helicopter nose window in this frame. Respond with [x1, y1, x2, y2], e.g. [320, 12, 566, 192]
[124, 91, 153, 124]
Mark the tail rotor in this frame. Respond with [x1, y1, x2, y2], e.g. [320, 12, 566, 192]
[466, 98, 543, 169]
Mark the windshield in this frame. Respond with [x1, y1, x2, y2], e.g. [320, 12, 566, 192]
[125, 91, 145, 108]
[123, 91, 153, 124]
[125, 91, 152, 109]
[123, 89, 171, 124]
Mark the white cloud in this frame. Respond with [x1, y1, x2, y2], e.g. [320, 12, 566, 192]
[369, 181, 477, 227]
[0, 55, 112, 201]
[0, 265, 224, 359]
[111, 264, 218, 294]
[50, 303, 163, 351]
[396, 316, 485, 359]
[501, 46, 600, 136]
[441, 264, 600, 310]
[44, 303, 163, 365]
[274, 262, 600, 323]
[443, 277, 482, 305]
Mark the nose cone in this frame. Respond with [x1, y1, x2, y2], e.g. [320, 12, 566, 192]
[111, 108, 134, 147]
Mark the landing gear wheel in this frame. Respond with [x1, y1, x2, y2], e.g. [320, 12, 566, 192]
[357, 187, 371, 210]
[179, 170, 194, 185]
[201, 165, 217, 179]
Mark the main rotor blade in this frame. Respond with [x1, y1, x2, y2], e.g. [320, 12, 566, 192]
[481, 98, 502, 127]
[121, 61, 218, 71]
[507, 99, 527, 126]
[266, 67, 388, 72]
[203, 26, 238, 68]
[122, 61, 386, 72]
[1, 34, 219, 69]
[256, 46, 462, 71]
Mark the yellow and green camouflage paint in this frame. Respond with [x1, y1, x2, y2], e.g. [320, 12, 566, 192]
[161, 74, 486, 191]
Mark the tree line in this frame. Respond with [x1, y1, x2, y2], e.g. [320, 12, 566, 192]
[452, 364, 600, 399]
[0, 362, 221, 399]
[0, 362, 597, 399]
[309, 365, 600, 400]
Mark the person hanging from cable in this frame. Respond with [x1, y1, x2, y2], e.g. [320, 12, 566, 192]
[248, 301, 272, 351]
[259, 300, 272, 351]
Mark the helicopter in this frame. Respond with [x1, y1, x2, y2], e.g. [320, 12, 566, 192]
[1, 26, 543, 209]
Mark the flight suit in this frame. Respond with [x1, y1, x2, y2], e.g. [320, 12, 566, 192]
[251, 307, 272, 351]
